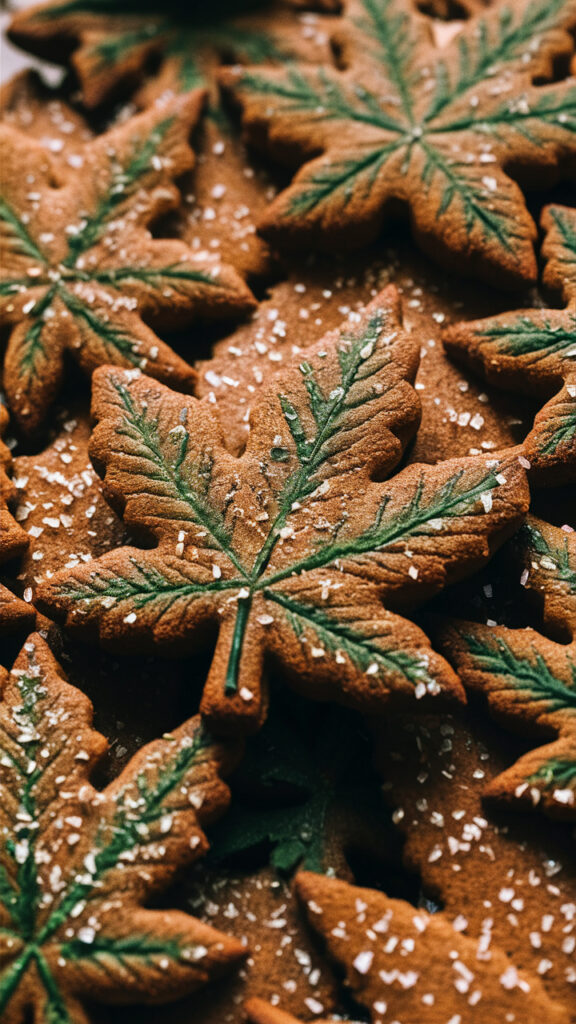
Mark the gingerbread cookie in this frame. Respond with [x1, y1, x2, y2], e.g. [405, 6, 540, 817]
[372, 709, 576, 1012]
[439, 516, 576, 818]
[245, 999, 339, 1024]
[445, 204, 576, 484]
[0, 633, 244, 1023]
[0, 90, 254, 432]
[38, 290, 530, 731]
[208, 687, 393, 877]
[294, 871, 572, 1023]
[0, 404, 34, 635]
[10, 406, 126, 593]
[9, 0, 336, 110]
[195, 245, 529, 462]
[223, 0, 576, 285]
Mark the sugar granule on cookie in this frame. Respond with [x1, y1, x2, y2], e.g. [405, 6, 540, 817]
[223, 0, 576, 285]
[0, 404, 35, 635]
[445, 204, 576, 483]
[0, 90, 255, 433]
[294, 872, 572, 1023]
[8, 0, 335, 110]
[439, 516, 576, 818]
[38, 288, 529, 732]
[0, 633, 244, 1024]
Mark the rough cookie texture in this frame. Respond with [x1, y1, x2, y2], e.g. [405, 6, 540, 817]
[295, 871, 572, 1023]
[8, 0, 336, 109]
[439, 516, 576, 819]
[38, 290, 529, 732]
[224, 0, 576, 285]
[0, 90, 254, 432]
[445, 205, 576, 484]
[0, 633, 244, 1024]
[0, 405, 34, 635]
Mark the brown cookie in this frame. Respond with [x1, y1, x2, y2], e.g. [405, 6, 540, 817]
[445, 204, 576, 484]
[10, 405, 127, 595]
[372, 709, 576, 1013]
[1, 90, 255, 432]
[195, 245, 529, 461]
[8, 0, 336, 110]
[439, 515, 576, 819]
[0, 404, 35, 635]
[0, 632, 244, 1023]
[37, 290, 529, 732]
[295, 871, 572, 1023]
[223, 0, 576, 286]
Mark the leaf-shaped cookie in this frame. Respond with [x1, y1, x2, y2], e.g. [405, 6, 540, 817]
[224, 0, 576, 286]
[0, 633, 244, 1024]
[8, 0, 333, 109]
[0, 91, 254, 432]
[0, 406, 34, 635]
[38, 289, 529, 732]
[439, 516, 576, 818]
[445, 205, 576, 483]
[294, 873, 572, 1024]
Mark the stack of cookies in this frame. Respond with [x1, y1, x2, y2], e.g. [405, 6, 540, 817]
[0, 2, 575, 1022]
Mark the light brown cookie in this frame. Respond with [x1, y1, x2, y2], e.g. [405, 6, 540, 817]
[445, 205, 576, 484]
[1, 90, 255, 432]
[223, 0, 576, 285]
[38, 291, 529, 732]
[0, 632, 244, 1023]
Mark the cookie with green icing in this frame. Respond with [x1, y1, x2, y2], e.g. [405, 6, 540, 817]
[439, 516, 576, 819]
[445, 204, 576, 484]
[223, 0, 576, 286]
[0, 90, 255, 433]
[37, 289, 529, 732]
[8, 0, 334, 110]
[0, 405, 35, 636]
[0, 633, 244, 1024]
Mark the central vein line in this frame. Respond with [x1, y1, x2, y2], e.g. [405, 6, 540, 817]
[224, 593, 253, 695]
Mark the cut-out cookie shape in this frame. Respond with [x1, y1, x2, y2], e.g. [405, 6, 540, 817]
[0, 633, 244, 1024]
[293, 872, 572, 1023]
[0, 91, 254, 432]
[8, 0, 335, 109]
[245, 998, 349, 1024]
[223, 0, 576, 286]
[38, 289, 529, 732]
[439, 516, 576, 818]
[0, 405, 35, 635]
[445, 205, 576, 483]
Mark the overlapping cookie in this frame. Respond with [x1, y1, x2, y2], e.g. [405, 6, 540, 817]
[445, 205, 576, 484]
[287, 872, 571, 1023]
[224, 0, 576, 285]
[0, 633, 244, 1023]
[8, 0, 336, 109]
[1, 90, 254, 432]
[36, 291, 530, 731]
[439, 516, 576, 819]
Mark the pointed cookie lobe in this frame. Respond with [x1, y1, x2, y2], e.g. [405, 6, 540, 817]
[38, 289, 529, 731]
[0, 91, 254, 431]
[295, 873, 572, 1023]
[0, 406, 35, 635]
[224, 0, 576, 285]
[0, 634, 244, 1023]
